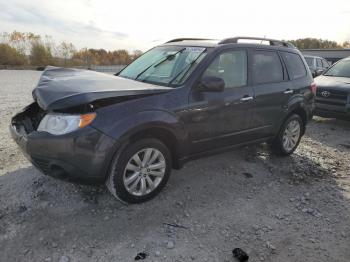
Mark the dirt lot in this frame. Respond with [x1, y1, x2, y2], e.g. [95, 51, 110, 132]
[0, 70, 350, 262]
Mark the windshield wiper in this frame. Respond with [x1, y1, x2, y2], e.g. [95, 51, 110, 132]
[325, 74, 350, 78]
[134, 48, 186, 81]
[169, 49, 206, 85]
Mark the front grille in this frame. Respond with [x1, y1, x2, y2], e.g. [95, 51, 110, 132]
[32, 157, 50, 174]
[316, 88, 348, 102]
[316, 88, 348, 108]
[12, 102, 46, 134]
[315, 98, 346, 106]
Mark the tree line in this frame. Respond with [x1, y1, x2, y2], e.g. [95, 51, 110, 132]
[0, 31, 143, 67]
[1, 31, 349, 67]
[288, 38, 350, 49]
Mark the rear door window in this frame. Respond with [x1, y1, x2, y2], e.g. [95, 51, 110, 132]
[252, 50, 284, 84]
[281, 52, 307, 80]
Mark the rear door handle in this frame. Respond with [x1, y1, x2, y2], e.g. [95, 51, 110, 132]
[283, 89, 294, 94]
[240, 96, 254, 102]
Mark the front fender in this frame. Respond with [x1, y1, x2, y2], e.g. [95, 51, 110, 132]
[92, 109, 188, 150]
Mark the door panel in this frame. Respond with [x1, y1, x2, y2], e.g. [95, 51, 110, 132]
[251, 81, 293, 136]
[188, 86, 255, 151]
[185, 49, 255, 154]
[250, 50, 292, 137]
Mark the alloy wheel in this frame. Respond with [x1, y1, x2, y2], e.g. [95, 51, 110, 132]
[123, 148, 166, 196]
[282, 119, 301, 152]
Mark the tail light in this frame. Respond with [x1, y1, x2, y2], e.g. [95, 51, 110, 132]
[310, 82, 317, 95]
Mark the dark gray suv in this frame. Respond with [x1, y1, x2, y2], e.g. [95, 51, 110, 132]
[11, 37, 315, 203]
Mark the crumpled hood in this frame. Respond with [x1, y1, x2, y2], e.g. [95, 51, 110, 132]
[314, 75, 350, 90]
[33, 66, 172, 110]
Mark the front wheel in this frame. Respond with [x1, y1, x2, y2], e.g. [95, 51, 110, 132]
[106, 138, 172, 204]
[271, 114, 304, 156]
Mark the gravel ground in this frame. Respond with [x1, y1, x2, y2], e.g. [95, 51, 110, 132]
[0, 70, 349, 262]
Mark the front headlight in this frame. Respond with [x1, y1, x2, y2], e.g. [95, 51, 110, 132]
[37, 113, 96, 135]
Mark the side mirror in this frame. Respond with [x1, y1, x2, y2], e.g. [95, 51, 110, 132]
[315, 69, 324, 76]
[199, 76, 225, 92]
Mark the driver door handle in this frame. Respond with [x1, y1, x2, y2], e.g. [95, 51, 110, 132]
[240, 96, 254, 102]
[283, 89, 294, 94]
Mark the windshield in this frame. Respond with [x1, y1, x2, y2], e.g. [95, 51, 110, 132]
[305, 57, 313, 67]
[118, 46, 207, 86]
[324, 59, 350, 77]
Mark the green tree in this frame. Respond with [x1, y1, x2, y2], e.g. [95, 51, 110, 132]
[1, 30, 139, 66]
[57, 41, 76, 65]
[30, 42, 53, 66]
[7, 31, 41, 55]
[72, 48, 96, 66]
[110, 49, 131, 65]
[0, 43, 27, 66]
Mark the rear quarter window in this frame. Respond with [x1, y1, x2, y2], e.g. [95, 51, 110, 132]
[281, 52, 307, 80]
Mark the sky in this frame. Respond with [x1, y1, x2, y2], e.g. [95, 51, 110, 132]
[1, 0, 350, 52]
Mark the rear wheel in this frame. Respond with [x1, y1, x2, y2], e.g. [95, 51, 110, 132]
[272, 114, 303, 156]
[106, 138, 172, 203]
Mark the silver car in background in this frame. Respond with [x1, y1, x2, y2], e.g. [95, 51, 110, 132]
[304, 55, 330, 77]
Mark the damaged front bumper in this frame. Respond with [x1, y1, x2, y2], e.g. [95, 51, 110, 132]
[10, 102, 118, 184]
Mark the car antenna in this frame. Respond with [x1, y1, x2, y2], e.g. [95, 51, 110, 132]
[260, 35, 266, 45]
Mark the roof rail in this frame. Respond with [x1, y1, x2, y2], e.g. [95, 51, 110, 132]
[165, 38, 215, 43]
[218, 37, 295, 48]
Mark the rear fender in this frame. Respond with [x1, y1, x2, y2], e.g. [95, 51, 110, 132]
[282, 95, 310, 133]
[287, 94, 306, 113]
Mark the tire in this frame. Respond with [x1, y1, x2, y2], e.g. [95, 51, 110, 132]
[106, 138, 172, 204]
[271, 114, 304, 156]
